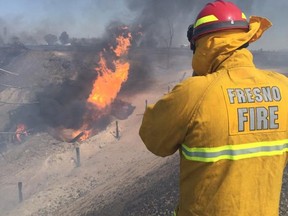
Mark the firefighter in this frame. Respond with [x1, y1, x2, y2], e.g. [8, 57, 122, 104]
[139, 0, 288, 215]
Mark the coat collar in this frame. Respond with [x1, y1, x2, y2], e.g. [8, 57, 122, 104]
[192, 16, 271, 76]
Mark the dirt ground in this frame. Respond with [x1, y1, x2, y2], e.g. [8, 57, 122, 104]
[90, 158, 288, 216]
[0, 49, 188, 216]
[0, 49, 287, 216]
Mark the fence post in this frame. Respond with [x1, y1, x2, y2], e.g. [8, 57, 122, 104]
[18, 182, 23, 203]
[116, 121, 119, 139]
[76, 147, 81, 167]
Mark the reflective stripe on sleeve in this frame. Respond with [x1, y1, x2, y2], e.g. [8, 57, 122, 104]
[181, 139, 288, 162]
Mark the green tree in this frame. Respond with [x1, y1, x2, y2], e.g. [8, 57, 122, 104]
[59, 31, 69, 45]
[44, 34, 58, 45]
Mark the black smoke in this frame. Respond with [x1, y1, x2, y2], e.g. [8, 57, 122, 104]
[125, 0, 205, 47]
[233, 0, 268, 13]
[4, 24, 140, 137]
[36, 24, 136, 130]
[37, 68, 97, 129]
[124, 0, 269, 47]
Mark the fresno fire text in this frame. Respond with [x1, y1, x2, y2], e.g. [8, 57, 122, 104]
[226, 86, 281, 132]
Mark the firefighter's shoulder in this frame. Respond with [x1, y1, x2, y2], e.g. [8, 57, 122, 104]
[259, 69, 288, 83]
[177, 72, 219, 93]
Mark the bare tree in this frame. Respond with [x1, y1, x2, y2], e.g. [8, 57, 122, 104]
[162, 18, 174, 69]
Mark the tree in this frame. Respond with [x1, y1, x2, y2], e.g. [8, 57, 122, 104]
[9, 36, 27, 53]
[59, 31, 69, 45]
[44, 34, 58, 45]
[162, 18, 174, 68]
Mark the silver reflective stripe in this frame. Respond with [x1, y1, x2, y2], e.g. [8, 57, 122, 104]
[182, 140, 288, 162]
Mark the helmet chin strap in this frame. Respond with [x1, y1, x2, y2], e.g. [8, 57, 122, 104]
[190, 42, 196, 54]
[188, 34, 249, 54]
[237, 42, 249, 50]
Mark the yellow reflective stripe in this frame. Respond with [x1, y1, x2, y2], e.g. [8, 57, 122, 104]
[183, 139, 288, 152]
[182, 149, 288, 162]
[182, 139, 288, 162]
[194, 15, 218, 28]
[172, 211, 177, 216]
[242, 13, 247, 19]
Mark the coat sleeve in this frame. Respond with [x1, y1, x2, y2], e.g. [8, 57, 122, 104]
[139, 80, 199, 157]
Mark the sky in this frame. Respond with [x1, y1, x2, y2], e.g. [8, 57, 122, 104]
[0, 0, 286, 50]
[0, 0, 133, 43]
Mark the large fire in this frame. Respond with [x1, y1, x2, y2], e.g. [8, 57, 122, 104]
[88, 32, 132, 109]
[62, 26, 132, 142]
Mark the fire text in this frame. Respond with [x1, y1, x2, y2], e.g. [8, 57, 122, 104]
[225, 86, 282, 133]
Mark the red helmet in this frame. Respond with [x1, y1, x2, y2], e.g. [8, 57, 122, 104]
[189, 0, 249, 42]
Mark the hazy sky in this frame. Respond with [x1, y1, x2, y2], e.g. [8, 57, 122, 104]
[0, 0, 133, 42]
[0, 0, 286, 50]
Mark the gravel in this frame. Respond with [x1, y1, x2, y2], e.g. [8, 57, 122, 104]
[93, 158, 288, 216]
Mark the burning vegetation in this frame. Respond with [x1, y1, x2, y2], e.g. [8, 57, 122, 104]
[15, 123, 28, 143]
[0, 24, 139, 145]
[66, 25, 133, 141]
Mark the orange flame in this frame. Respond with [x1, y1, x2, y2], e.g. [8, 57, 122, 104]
[15, 123, 28, 142]
[88, 31, 132, 109]
[58, 26, 132, 142]
[71, 128, 92, 142]
[114, 34, 131, 56]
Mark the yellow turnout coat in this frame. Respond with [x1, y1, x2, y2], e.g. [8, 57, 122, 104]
[139, 16, 288, 216]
